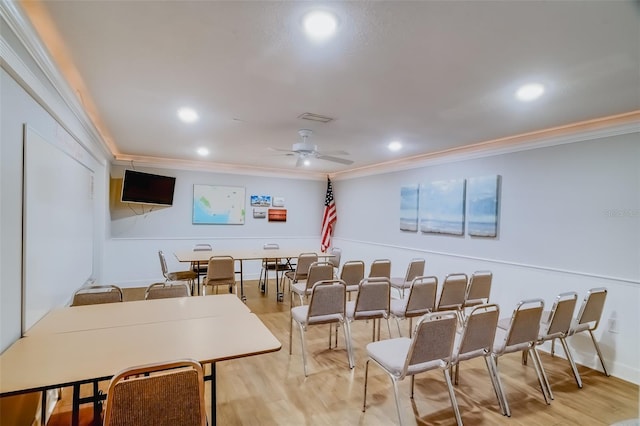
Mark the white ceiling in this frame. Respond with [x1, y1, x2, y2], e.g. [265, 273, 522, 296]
[26, 1, 640, 176]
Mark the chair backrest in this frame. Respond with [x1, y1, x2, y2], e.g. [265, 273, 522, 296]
[263, 243, 279, 250]
[368, 259, 391, 278]
[340, 260, 365, 286]
[499, 299, 544, 351]
[71, 285, 123, 306]
[193, 244, 212, 251]
[353, 277, 391, 319]
[465, 271, 492, 302]
[158, 250, 169, 277]
[205, 256, 236, 283]
[437, 273, 468, 311]
[404, 258, 426, 282]
[328, 247, 342, 269]
[543, 291, 578, 338]
[575, 287, 607, 330]
[293, 252, 319, 280]
[456, 304, 500, 359]
[304, 262, 335, 291]
[403, 311, 458, 378]
[404, 276, 438, 317]
[307, 280, 347, 323]
[103, 359, 206, 426]
[145, 283, 191, 299]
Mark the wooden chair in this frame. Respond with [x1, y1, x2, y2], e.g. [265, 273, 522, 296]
[103, 359, 206, 426]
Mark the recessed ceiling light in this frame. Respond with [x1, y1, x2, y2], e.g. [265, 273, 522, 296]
[303, 10, 337, 42]
[388, 141, 402, 152]
[196, 147, 209, 156]
[177, 107, 199, 123]
[516, 83, 545, 102]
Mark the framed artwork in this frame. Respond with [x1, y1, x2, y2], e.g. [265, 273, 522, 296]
[192, 185, 245, 224]
[250, 195, 271, 207]
[253, 209, 267, 218]
[268, 209, 287, 222]
[399, 184, 419, 232]
[467, 175, 500, 237]
[272, 197, 285, 207]
[420, 179, 466, 235]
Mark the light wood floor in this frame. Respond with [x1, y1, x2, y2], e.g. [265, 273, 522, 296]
[48, 280, 638, 425]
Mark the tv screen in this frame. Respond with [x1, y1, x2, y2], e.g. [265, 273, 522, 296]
[121, 170, 176, 206]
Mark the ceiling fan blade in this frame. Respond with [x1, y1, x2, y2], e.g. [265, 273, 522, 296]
[316, 154, 354, 165]
[268, 147, 296, 153]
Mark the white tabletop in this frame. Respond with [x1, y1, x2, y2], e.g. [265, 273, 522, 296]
[0, 313, 281, 396]
[26, 294, 249, 336]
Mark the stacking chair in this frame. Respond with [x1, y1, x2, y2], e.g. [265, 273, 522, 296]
[436, 273, 468, 322]
[158, 250, 197, 294]
[523, 291, 581, 393]
[363, 311, 461, 426]
[202, 255, 236, 296]
[451, 304, 504, 416]
[368, 258, 391, 278]
[463, 270, 492, 310]
[339, 260, 365, 301]
[346, 277, 391, 342]
[290, 279, 354, 376]
[190, 243, 212, 277]
[563, 287, 610, 376]
[71, 285, 123, 306]
[290, 261, 334, 306]
[328, 246, 342, 274]
[284, 252, 318, 295]
[103, 359, 206, 426]
[258, 243, 290, 294]
[389, 276, 437, 337]
[390, 258, 426, 298]
[492, 299, 550, 417]
[144, 282, 191, 299]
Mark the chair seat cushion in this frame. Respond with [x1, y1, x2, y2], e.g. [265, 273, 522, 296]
[291, 282, 309, 296]
[346, 301, 387, 320]
[167, 270, 197, 281]
[390, 298, 408, 317]
[367, 338, 411, 375]
[292, 305, 343, 325]
[390, 277, 411, 289]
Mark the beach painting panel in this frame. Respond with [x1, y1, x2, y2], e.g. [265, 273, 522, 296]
[467, 175, 500, 237]
[400, 184, 419, 231]
[420, 179, 465, 235]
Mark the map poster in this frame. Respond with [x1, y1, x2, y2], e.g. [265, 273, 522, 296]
[193, 184, 246, 224]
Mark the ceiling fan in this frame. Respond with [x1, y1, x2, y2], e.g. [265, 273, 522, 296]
[271, 129, 354, 167]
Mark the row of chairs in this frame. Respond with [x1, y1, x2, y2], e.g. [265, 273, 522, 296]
[71, 282, 193, 306]
[289, 277, 609, 424]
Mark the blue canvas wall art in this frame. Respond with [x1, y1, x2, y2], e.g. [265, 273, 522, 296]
[420, 179, 466, 235]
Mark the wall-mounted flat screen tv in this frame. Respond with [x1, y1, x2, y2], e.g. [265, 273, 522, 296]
[121, 169, 176, 206]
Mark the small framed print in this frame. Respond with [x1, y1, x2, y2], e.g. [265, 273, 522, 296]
[272, 197, 285, 207]
[268, 209, 287, 222]
[253, 209, 267, 219]
[250, 195, 271, 207]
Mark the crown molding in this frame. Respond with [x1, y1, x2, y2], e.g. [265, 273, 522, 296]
[0, 0, 112, 162]
[332, 111, 640, 181]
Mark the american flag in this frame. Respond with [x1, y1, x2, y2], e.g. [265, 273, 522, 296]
[320, 177, 337, 252]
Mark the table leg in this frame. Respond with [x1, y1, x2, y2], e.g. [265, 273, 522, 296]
[72, 383, 80, 426]
[92, 381, 100, 425]
[239, 260, 246, 302]
[206, 362, 216, 426]
[41, 390, 47, 426]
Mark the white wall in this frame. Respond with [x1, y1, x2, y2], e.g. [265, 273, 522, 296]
[332, 133, 639, 384]
[103, 165, 326, 287]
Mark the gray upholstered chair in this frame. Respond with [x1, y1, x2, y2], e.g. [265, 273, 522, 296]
[289, 261, 334, 306]
[463, 270, 493, 310]
[258, 243, 290, 294]
[390, 258, 425, 298]
[158, 250, 197, 294]
[339, 260, 365, 301]
[368, 258, 391, 279]
[190, 243, 212, 277]
[492, 299, 550, 417]
[144, 282, 191, 299]
[436, 273, 468, 323]
[284, 252, 318, 295]
[346, 277, 391, 342]
[290, 279, 354, 376]
[202, 255, 236, 296]
[71, 285, 123, 306]
[103, 359, 206, 426]
[451, 304, 504, 416]
[363, 311, 461, 426]
[389, 276, 437, 337]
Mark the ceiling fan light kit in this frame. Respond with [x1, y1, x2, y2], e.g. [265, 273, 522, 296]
[272, 129, 354, 167]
